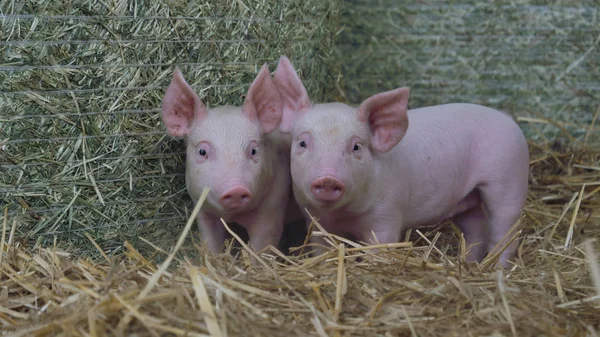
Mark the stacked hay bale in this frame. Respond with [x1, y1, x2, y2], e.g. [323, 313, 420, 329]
[0, 0, 341, 257]
[336, 0, 600, 143]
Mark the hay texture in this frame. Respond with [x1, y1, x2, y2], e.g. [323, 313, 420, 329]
[0, 0, 341, 257]
[335, 0, 600, 143]
[1, 136, 599, 336]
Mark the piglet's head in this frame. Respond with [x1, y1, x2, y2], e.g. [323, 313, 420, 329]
[274, 55, 410, 210]
[161, 65, 283, 213]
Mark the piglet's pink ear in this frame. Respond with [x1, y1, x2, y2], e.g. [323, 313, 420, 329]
[273, 56, 311, 133]
[242, 64, 283, 134]
[161, 68, 207, 138]
[357, 87, 410, 153]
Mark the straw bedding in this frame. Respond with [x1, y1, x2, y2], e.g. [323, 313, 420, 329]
[1, 136, 599, 336]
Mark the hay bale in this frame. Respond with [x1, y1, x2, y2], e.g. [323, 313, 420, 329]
[336, 0, 600, 143]
[1, 140, 599, 336]
[0, 0, 341, 258]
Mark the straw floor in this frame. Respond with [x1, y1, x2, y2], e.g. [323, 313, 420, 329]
[1, 124, 599, 336]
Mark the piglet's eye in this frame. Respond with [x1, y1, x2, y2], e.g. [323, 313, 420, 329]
[353, 144, 361, 152]
[247, 143, 259, 158]
[199, 149, 207, 156]
[299, 140, 307, 148]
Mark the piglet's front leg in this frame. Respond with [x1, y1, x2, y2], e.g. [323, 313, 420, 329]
[245, 210, 285, 262]
[353, 225, 403, 253]
[196, 212, 227, 254]
[308, 228, 330, 256]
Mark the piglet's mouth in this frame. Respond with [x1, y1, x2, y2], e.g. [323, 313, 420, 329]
[311, 198, 340, 210]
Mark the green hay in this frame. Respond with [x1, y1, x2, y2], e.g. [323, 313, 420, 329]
[335, 0, 600, 144]
[0, 0, 341, 258]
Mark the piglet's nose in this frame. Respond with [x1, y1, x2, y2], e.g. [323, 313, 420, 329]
[219, 186, 252, 209]
[310, 177, 345, 202]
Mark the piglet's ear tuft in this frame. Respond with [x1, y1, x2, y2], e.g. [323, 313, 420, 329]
[242, 63, 283, 134]
[161, 68, 207, 137]
[272, 55, 311, 133]
[357, 87, 410, 153]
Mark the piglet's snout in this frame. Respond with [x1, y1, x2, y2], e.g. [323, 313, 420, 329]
[310, 176, 345, 201]
[219, 186, 252, 209]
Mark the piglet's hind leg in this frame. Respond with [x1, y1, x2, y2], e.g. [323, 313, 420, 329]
[452, 204, 489, 263]
[479, 183, 526, 268]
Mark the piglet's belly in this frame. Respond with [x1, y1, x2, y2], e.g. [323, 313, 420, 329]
[411, 189, 482, 227]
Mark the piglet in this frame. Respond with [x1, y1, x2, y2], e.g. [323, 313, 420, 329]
[273, 56, 529, 268]
[161, 64, 297, 255]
